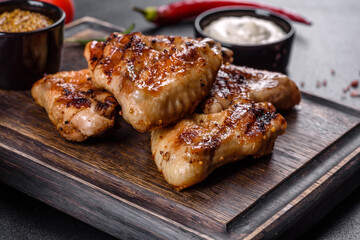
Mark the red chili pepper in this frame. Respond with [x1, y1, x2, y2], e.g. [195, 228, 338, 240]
[133, 0, 311, 26]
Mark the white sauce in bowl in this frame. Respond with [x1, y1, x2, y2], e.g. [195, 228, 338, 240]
[203, 16, 286, 45]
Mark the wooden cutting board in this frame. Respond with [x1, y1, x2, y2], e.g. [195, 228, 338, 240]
[0, 17, 359, 240]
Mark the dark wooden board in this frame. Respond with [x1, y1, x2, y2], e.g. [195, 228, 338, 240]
[0, 17, 359, 239]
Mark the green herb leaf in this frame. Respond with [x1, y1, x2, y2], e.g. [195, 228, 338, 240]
[122, 23, 135, 34]
[64, 37, 107, 45]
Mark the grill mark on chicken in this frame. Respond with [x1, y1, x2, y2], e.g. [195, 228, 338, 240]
[176, 101, 279, 151]
[84, 32, 223, 132]
[31, 70, 117, 142]
[57, 89, 92, 109]
[88, 41, 105, 69]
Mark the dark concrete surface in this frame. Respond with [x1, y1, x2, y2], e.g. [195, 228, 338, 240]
[1, 0, 360, 239]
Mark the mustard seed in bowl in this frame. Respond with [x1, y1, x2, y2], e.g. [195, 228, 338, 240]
[0, 8, 53, 33]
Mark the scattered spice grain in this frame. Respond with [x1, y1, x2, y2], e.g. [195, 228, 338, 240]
[350, 80, 358, 88]
[350, 91, 360, 98]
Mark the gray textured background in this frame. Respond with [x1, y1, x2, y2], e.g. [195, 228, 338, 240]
[1, 0, 359, 239]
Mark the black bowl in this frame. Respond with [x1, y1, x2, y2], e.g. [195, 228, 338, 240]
[194, 7, 295, 73]
[0, 0, 65, 90]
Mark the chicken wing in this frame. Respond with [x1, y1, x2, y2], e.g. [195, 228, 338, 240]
[151, 65, 299, 189]
[203, 64, 301, 113]
[152, 99, 287, 190]
[84, 32, 223, 132]
[31, 70, 117, 142]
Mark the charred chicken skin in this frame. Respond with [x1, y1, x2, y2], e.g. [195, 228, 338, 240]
[151, 64, 300, 190]
[203, 64, 301, 113]
[84, 32, 223, 132]
[31, 70, 117, 142]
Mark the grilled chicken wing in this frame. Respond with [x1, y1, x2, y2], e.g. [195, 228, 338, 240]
[152, 99, 287, 190]
[84, 32, 223, 132]
[203, 64, 301, 113]
[31, 70, 117, 142]
[151, 65, 299, 189]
